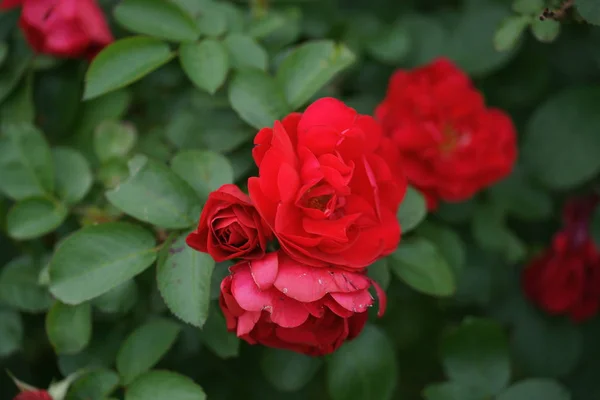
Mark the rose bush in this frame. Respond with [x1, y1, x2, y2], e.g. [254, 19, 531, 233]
[2, 0, 600, 399]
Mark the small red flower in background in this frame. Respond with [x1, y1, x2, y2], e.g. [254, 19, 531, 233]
[186, 184, 272, 262]
[523, 196, 600, 322]
[2, 0, 113, 60]
[248, 97, 406, 269]
[219, 251, 385, 356]
[14, 391, 53, 400]
[375, 57, 517, 210]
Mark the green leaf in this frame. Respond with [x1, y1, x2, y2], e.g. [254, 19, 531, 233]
[523, 87, 600, 189]
[92, 280, 139, 315]
[449, 1, 518, 76]
[114, 0, 199, 41]
[157, 233, 215, 328]
[125, 370, 206, 400]
[0, 43, 32, 104]
[367, 22, 411, 64]
[1, 72, 34, 128]
[423, 382, 490, 400]
[94, 121, 137, 163]
[228, 69, 290, 129]
[46, 302, 92, 354]
[0, 308, 22, 357]
[327, 324, 397, 400]
[497, 379, 571, 400]
[106, 155, 201, 229]
[488, 167, 552, 221]
[576, 0, 600, 25]
[276, 40, 355, 110]
[196, 2, 227, 37]
[0, 256, 53, 313]
[84, 37, 175, 101]
[6, 198, 68, 240]
[494, 15, 530, 52]
[512, 313, 582, 378]
[116, 318, 181, 385]
[367, 258, 391, 290]
[397, 186, 427, 234]
[66, 368, 120, 400]
[441, 318, 510, 396]
[179, 40, 229, 95]
[512, 0, 544, 14]
[402, 14, 448, 67]
[531, 19, 560, 42]
[53, 147, 93, 205]
[390, 237, 455, 297]
[198, 303, 239, 358]
[261, 348, 322, 392]
[49, 222, 158, 304]
[472, 202, 526, 263]
[170, 150, 234, 200]
[224, 34, 268, 71]
[418, 222, 466, 275]
[0, 124, 54, 200]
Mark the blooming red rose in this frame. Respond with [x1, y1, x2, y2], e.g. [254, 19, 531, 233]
[187, 184, 272, 262]
[14, 391, 53, 400]
[15, 0, 113, 60]
[248, 97, 406, 269]
[219, 251, 386, 356]
[375, 57, 517, 209]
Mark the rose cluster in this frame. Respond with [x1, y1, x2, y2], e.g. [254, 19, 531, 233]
[523, 195, 600, 322]
[0, 0, 113, 60]
[187, 98, 402, 355]
[186, 58, 521, 355]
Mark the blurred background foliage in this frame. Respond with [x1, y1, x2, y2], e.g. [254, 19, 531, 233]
[1, 0, 600, 399]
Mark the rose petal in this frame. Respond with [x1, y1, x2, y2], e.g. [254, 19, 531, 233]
[250, 252, 279, 290]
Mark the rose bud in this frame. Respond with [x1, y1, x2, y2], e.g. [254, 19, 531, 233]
[187, 184, 272, 262]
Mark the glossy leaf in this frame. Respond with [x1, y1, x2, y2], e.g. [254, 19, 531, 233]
[84, 37, 174, 100]
[114, 0, 199, 42]
[327, 324, 397, 400]
[116, 318, 181, 384]
[125, 370, 206, 400]
[157, 233, 215, 328]
[49, 222, 157, 304]
[94, 121, 137, 163]
[390, 237, 456, 297]
[53, 147, 93, 205]
[46, 302, 92, 354]
[276, 40, 355, 110]
[105, 155, 200, 228]
[179, 40, 229, 94]
[170, 150, 234, 200]
[6, 198, 68, 240]
[397, 186, 427, 234]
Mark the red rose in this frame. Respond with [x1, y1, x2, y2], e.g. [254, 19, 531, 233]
[14, 391, 53, 400]
[187, 184, 272, 262]
[523, 232, 600, 322]
[375, 58, 517, 209]
[248, 97, 406, 269]
[219, 251, 386, 356]
[17, 0, 113, 60]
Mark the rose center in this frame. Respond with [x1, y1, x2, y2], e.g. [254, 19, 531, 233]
[307, 195, 332, 211]
[440, 124, 459, 154]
